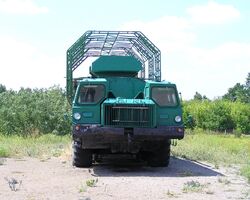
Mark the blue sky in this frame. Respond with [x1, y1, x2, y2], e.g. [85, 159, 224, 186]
[0, 0, 249, 99]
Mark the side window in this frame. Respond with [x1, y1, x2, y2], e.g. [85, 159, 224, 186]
[151, 87, 178, 106]
[78, 85, 105, 104]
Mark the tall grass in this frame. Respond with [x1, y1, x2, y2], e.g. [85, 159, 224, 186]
[0, 133, 71, 158]
[0, 130, 249, 182]
[172, 129, 250, 182]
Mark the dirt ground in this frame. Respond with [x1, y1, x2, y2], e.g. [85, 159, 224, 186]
[0, 156, 249, 200]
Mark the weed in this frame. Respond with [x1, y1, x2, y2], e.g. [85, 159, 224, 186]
[241, 164, 250, 183]
[78, 183, 87, 193]
[182, 180, 206, 193]
[0, 147, 9, 157]
[86, 178, 98, 187]
[166, 190, 178, 198]
[4, 177, 22, 191]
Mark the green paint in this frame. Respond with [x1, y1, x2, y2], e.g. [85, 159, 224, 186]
[91, 56, 142, 77]
[66, 31, 161, 104]
[68, 31, 183, 131]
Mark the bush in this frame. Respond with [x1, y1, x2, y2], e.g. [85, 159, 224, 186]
[0, 86, 71, 135]
[1, 85, 249, 135]
[231, 102, 250, 134]
[182, 100, 250, 134]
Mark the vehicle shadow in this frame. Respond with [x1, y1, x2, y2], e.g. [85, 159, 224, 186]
[92, 156, 224, 177]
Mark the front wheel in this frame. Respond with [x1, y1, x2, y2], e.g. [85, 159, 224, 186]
[147, 140, 171, 167]
[72, 143, 92, 168]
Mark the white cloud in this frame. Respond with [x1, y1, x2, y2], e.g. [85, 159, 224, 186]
[0, 0, 48, 15]
[121, 12, 249, 100]
[180, 43, 250, 99]
[187, 1, 240, 25]
[0, 36, 64, 90]
[121, 16, 195, 53]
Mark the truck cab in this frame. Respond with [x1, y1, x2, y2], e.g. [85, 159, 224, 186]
[67, 31, 184, 167]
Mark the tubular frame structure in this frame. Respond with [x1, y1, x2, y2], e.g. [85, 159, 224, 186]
[66, 31, 161, 103]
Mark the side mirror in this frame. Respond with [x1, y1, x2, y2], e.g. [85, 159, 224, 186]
[179, 92, 182, 102]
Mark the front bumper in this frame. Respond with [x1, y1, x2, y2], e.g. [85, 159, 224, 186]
[73, 125, 184, 149]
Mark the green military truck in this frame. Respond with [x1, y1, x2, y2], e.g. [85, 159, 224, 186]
[66, 31, 184, 167]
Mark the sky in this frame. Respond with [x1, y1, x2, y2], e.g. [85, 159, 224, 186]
[0, 0, 249, 100]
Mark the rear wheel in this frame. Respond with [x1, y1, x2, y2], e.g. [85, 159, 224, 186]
[147, 140, 171, 167]
[72, 143, 92, 168]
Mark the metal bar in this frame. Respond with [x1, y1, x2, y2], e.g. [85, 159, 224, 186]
[67, 31, 161, 103]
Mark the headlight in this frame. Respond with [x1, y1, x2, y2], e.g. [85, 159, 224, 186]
[175, 115, 182, 123]
[73, 112, 81, 120]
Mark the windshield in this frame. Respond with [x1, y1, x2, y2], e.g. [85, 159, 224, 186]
[78, 85, 105, 104]
[151, 87, 178, 106]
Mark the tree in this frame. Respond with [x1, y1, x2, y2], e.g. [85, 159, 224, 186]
[193, 92, 209, 101]
[246, 72, 250, 88]
[245, 73, 250, 103]
[0, 84, 6, 93]
[223, 73, 250, 103]
[223, 83, 244, 102]
[202, 95, 209, 100]
[194, 92, 203, 101]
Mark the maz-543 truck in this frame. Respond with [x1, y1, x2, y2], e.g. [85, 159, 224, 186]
[66, 31, 184, 167]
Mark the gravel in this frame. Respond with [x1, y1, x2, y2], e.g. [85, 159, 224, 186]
[0, 156, 249, 200]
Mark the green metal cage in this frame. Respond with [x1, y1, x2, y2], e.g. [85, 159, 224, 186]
[66, 31, 161, 103]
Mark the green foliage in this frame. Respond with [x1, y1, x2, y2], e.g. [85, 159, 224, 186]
[193, 92, 203, 101]
[86, 178, 98, 187]
[193, 92, 209, 101]
[0, 147, 9, 157]
[182, 180, 206, 193]
[182, 100, 250, 134]
[223, 73, 250, 103]
[0, 84, 6, 93]
[231, 102, 250, 134]
[0, 86, 71, 135]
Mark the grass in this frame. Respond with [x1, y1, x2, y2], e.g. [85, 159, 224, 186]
[78, 183, 87, 193]
[172, 129, 250, 182]
[0, 130, 249, 182]
[0, 146, 9, 157]
[86, 178, 98, 187]
[166, 190, 178, 198]
[0, 133, 71, 158]
[241, 164, 250, 183]
[182, 180, 206, 193]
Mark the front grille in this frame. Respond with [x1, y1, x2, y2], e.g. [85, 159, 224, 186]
[104, 104, 153, 127]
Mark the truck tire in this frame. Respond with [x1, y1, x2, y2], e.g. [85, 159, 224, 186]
[147, 140, 171, 167]
[72, 144, 92, 168]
